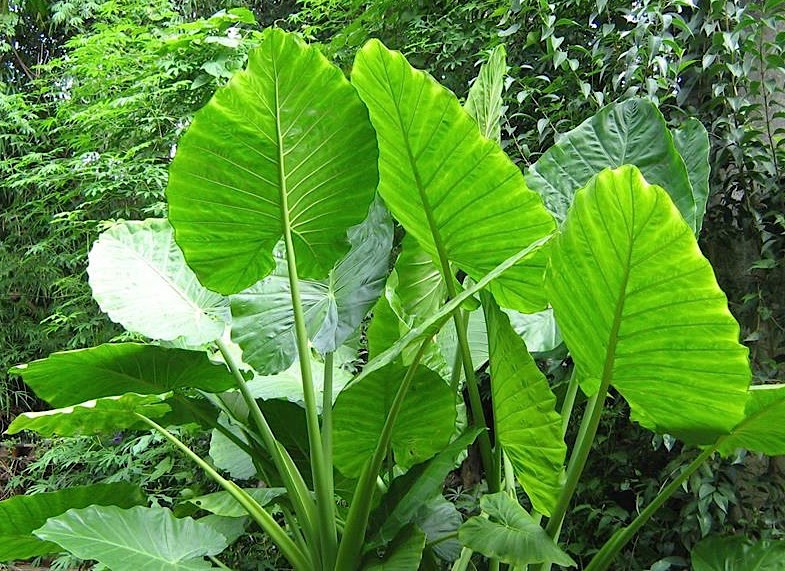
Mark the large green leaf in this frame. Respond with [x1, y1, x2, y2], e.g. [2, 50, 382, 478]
[391, 235, 446, 322]
[692, 535, 785, 571]
[0, 484, 145, 561]
[35, 505, 228, 571]
[87, 219, 229, 346]
[333, 363, 455, 477]
[6, 393, 170, 437]
[545, 166, 750, 443]
[718, 384, 785, 456]
[464, 44, 507, 142]
[526, 98, 698, 231]
[167, 28, 378, 294]
[362, 526, 426, 571]
[185, 488, 286, 518]
[231, 199, 393, 374]
[484, 296, 565, 516]
[352, 39, 555, 312]
[672, 117, 711, 232]
[11, 343, 235, 407]
[368, 430, 480, 549]
[458, 492, 576, 567]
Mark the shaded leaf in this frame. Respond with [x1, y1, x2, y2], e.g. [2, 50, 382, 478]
[458, 492, 576, 567]
[692, 535, 785, 571]
[11, 343, 235, 407]
[186, 488, 286, 518]
[672, 118, 711, 232]
[369, 429, 481, 547]
[484, 295, 565, 516]
[362, 526, 426, 571]
[526, 99, 698, 231]
[333, 363, 456, 477]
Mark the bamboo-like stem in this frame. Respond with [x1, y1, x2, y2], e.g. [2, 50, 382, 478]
[136, 414, 309, 570]
[335, 338, 431, 570]
[586, 446, 717, 571]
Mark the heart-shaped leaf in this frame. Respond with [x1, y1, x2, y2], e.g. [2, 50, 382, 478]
[88, 219, 229, 346]
[36, 505, 228, 571]
[546, 166, 750, 443]
[526, 99, 698, 231]
[167, 28, 378, 294]
[352, 39, 555, 312]
[0, 484, 145, 561]
[458, 492, 576, 567]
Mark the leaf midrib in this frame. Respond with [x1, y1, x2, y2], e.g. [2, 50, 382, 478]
[379, 53, 455, 299]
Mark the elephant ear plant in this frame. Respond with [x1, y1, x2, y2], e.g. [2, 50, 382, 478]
[3, 29, 784, 571]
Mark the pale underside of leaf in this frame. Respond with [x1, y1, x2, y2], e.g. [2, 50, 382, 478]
[35, 505, 227, 571]
[88, 218, 229, 346]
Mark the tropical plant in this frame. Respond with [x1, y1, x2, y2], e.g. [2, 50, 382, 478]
[2, 28, 782, 571]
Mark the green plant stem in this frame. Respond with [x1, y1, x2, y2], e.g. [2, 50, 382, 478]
[335, 338, 431, 571]
[452, 547, 474, 571]
[208, 555, 233, 570]
[135, 414, 309, 570]
[322, 351, 335, 530]
[560, 369, 579, 438]
[447, 286, 497, 494]
[585, 445, 717, 571]
[535, 385, 609, 571]
[215, 338, 318, 565]
[278, 186, 337, 571]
